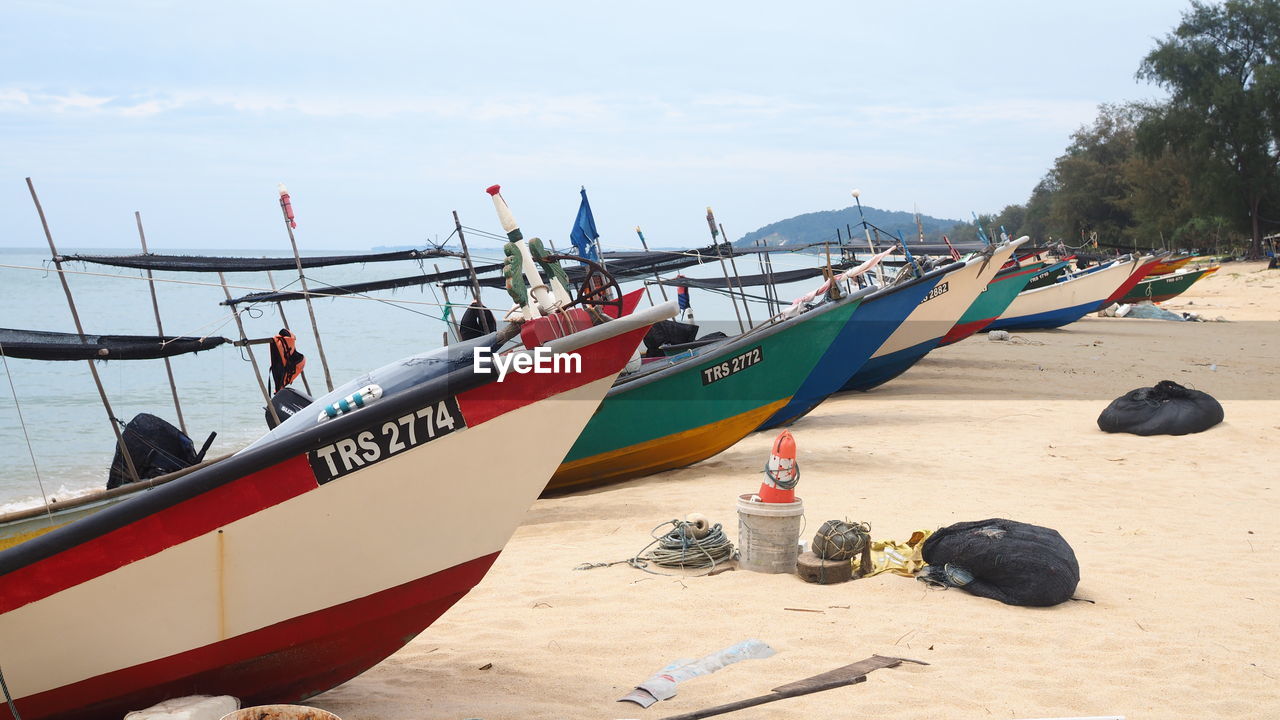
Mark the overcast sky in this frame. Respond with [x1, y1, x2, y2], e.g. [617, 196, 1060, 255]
[1, 1, 1188, 250]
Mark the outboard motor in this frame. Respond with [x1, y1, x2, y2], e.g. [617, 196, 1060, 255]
[266, 386, 315, 429]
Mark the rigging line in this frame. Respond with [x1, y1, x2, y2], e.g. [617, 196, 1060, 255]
[0, 340, 55, 526]
[300, 274, 439, 320]
[0, 262, 469, 311]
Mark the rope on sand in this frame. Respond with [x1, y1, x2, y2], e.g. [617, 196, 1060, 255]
[575, 518, 736, 576]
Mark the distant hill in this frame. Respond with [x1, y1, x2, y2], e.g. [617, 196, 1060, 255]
[735, 205, 963, 250]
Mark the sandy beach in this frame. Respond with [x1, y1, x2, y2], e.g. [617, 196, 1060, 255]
[306, 261, 1279, 720]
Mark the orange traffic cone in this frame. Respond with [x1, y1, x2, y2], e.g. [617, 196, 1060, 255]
[759, 429, 799, 503]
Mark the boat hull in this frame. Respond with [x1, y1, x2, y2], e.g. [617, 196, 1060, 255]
[988, 258, 1139, 331]
[7, 553, 496, 720]
[550, 299, 859, 491]
[1121, 266, 1219, 303]
[1098, 255, 1161, 307]
[841, 241, 1021, 392]
[939, 257, 1042, 346]
[0, 309, 665, 720]
[757, 272, 940, 429]
[1148, 255, 1192, 276]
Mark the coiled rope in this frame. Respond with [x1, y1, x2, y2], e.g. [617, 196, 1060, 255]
[575, 518, 735, 576]
[762, 459, 799, 490]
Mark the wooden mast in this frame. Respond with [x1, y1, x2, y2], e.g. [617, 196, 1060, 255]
[26, 178, 140, 484]
[133, 211, 188, 435]
[218, 272, 280, 426]
[276, 183, 334, 392]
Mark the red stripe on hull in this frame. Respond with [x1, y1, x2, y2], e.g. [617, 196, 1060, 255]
[0, 455, 318, 614]
[939, 316, 998, 346]
[1101, 259, 1160, 306]
[6, 323, 651, 612]
[2, 553, 500, 720]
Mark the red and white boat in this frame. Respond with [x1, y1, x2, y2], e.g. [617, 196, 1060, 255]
[0, 191, 675, 720]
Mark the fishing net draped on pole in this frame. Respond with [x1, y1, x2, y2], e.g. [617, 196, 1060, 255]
[0, 328, 229, 361]
[59, 248, 461, 273]
[221, 262, 505, 306]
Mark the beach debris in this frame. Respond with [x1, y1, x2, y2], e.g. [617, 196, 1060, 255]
[796, 552, 852, 584]
[654, 654, 926, 720]
[125, 696, 239, 720]
[917, 519, 1080, 607]
[849, 530, 930, 578]
[618, 639, 776, 708]
[798, 519, 873, 584]
[1097, 380, 1224, 436]
[988, 330, 1011, 341]
[1120, 302, 1185, 321]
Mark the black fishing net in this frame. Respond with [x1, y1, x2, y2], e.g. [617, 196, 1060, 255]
[641, 320, 700, 355]
[445, 243, 746, 289]
[61, 248, 461, 273]
[0, 328, 228, 361]
[919, 519, 1080, 607]
[1097, 380, 1224, 436]
[221, 262, 504, 306]
[458, 302, 497, 341]
[107, 413, 200, 489]
[653, 264, 850, 290]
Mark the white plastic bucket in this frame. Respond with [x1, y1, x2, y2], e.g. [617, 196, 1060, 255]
[220, 706, 341, 720]
[737, 493, 804, 573]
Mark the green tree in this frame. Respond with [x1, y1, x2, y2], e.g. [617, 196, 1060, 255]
[1044, 104, 1140, 245]
[1138, 0, 1280, 258]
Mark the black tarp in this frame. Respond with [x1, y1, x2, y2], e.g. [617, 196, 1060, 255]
[0, 328, 228, 361]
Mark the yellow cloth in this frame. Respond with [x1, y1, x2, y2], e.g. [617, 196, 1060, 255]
[852, 529, 933, 578]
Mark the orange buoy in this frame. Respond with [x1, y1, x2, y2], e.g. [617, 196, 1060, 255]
[759, 429, 799, 503]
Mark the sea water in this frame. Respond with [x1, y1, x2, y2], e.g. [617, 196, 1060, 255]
[0, 245, 828, 511]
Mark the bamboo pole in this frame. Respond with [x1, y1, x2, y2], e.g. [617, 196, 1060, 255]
[435, 262, 460, 343]
[718, 221, 754, 327]
[219, 271, 280, 426]
[26, 178, 140, 485]
[265, 270, 313, 396]
[635, 226, 669, 302]
[276, 184, 334, 391]
[452, 210, 491, 333]
[705, 208, 744, 333]
[851, 189, 885, 287]
[133, 211, 187, 435]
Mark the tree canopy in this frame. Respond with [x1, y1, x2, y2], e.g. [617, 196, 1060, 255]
[940, 0, 1279, 257]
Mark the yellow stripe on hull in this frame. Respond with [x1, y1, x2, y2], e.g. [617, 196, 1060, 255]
[0, 523, 64, 552]
[548, 398, 790, 492]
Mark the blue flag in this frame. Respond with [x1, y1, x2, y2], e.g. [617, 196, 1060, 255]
[570, 186, 601, 261]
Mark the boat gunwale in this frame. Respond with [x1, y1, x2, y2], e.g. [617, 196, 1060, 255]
[611, 260, 960, 394]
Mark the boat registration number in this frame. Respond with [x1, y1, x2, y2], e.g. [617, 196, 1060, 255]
[920, 281, 949, 304]
[701, 346, 763, 385]
[309, 397, 466, 484]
